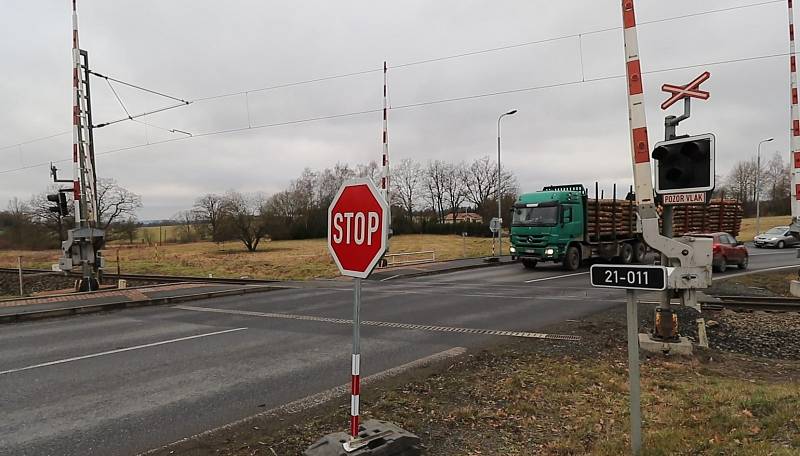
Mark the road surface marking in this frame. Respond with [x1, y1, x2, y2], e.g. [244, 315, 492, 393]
[716, 263, 800, 280]
[0, 327, 247, 376]
[138, 346, 468, 456]
[174, 305, 581, 341]
[379, 274, 401, 282]
[524, 271, 589, 283]
[748, 250, 797, 256]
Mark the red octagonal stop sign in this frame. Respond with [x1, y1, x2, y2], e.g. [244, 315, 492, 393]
[328, 178, 389, 278]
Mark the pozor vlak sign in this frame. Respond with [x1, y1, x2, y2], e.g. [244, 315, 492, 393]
[328, 178, 389, 278]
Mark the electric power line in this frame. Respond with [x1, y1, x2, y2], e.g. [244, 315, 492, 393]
[0, 49, 791, 176]
[106, 79, 132, 119]
[0, 131, 71, 152]
[0, 0, 784, 152]
[88, 70, 190, 104]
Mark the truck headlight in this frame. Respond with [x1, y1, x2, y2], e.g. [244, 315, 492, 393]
[545, 248, 555, 255]
[509, 246, 516, 253]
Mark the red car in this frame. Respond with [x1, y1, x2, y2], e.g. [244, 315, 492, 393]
[687, 232, 748, 273]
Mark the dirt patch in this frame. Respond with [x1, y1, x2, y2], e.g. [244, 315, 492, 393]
[0, 270, 169, 297]
[147, 305, 800, 456]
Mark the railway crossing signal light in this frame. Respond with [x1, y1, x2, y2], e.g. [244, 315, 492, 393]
[652, 133, 715, 195]
[47, 192, 69, 216]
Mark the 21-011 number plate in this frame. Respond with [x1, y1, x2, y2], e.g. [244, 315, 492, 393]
[590, 264, 667, 291]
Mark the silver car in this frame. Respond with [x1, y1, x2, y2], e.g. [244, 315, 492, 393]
[753, 226, 799, 248]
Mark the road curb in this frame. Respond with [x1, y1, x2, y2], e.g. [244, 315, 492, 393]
[0, 285, 290, 324]
[376, 259, 516, 281]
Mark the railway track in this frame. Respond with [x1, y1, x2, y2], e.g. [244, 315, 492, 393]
[0, 267, 280, 285]
[702, 295, 800, 313]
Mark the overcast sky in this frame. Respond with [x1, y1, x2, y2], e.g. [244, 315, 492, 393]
[0, 0, 794, 219]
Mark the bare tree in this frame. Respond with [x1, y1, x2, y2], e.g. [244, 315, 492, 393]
[725, 158, 759, 214]
[193, 193, 230, 242]
[96, 178, 142, 230]
[112, 218, 140, 244]
[763, 152, 790, 214]
[424, 160, 448, 222]
[28, 187, 73, 242]
[463, 156, 497, 213]
[317, 163, 354, 208]
[225, 191, 270, 252]
[392, 158, 422, 220]
[356, 160, 380, 183]
[173, 210, 199, 243]
[443, 162, 467, 222]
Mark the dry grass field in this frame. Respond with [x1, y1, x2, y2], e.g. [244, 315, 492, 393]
[738, 215, 792, 242]
[1, 215, 788, 280]
[0, 234, 495, 280]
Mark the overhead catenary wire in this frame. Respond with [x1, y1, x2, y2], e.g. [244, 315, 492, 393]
[106, 79, 132, 119]
[0, 0, 785, 152]
[88, 70, 190, 104]
[0, 49, 792, 176]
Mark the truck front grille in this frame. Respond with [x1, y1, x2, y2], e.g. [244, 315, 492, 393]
[515, 234, 548, 247]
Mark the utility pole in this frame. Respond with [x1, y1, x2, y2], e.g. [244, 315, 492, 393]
[496, 109, 517, 260]
[57, 0, 105, 291]
[756, 137, 775, 236]
[788, 0, 800, 233]
[381, 61, 391, 229]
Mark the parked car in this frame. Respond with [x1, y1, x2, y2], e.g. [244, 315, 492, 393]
[753, 226, 799, 249]
[686, 232, 748, 273]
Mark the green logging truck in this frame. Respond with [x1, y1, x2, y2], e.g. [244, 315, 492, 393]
[509, 184, 742, 271]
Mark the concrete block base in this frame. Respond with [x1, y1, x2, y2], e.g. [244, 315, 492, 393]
[638, 334, 693, 356]
[790, 280, 800, 298]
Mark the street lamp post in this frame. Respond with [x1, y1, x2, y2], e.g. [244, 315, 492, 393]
[496, 109, 517, 259]
[756, 137, 774, 236]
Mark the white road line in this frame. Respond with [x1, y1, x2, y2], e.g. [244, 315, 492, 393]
[716, 263, 800, 280]
[174, 305, 580, 340]
[524, 271, 589, 283]
[0, 327, 247, 376]
[748, 250, 797, 256]
[379, 274, 401, 282]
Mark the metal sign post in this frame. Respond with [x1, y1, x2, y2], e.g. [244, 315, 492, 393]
[351, 278, 362, 438]
[591, 264, 664, 455]
[311, 178, 421, 454]
[626, 289, 642, 456]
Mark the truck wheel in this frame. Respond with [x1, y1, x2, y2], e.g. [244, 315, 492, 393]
[522, 259, 537, 269]
[562, 246, 581, 271]
[632, 242, 647, 263]
[620, 243, 634, 264]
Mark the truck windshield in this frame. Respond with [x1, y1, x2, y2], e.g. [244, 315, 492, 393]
[513, 205, 559, 226]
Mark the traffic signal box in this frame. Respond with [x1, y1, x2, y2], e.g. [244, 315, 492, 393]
[652, 133, 715, 197]
[47, 192, 69, 216]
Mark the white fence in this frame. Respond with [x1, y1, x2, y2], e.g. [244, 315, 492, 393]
[378, 250, 436, 268]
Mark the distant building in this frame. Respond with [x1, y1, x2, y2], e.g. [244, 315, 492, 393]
[443, 212, 483, 224]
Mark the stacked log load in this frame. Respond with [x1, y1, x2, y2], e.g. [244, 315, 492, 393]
[585, 199, 743, 241]
[587, 199, 636, 241]
[664, 199, 743, 237]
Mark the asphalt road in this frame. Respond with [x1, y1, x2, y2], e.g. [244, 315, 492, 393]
[1, 246, 797, 455]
